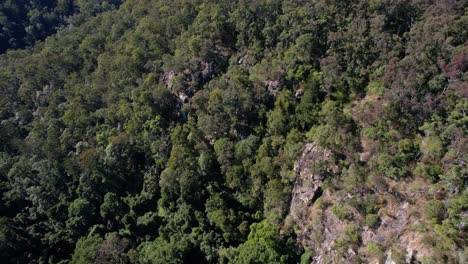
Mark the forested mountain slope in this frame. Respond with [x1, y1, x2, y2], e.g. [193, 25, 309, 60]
[0, 0, 123, 53]
[0, 0, 466, 263]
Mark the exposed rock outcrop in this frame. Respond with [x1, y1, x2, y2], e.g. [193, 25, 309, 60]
[289, 143, 437, 263]
[289, 143, 342, 262]
[290, 144, 337, 215]
[264, 80, 281, 95]
[162, 59, 215, 104]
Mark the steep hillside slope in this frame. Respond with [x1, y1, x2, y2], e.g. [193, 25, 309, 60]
[288, 143, 455, 263]
[0, 0, 124, 53]
[0, 0, 466, 263]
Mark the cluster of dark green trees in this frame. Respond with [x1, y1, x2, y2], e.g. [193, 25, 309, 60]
[0, 0, 466, 263]
[0, 0, 123, 52]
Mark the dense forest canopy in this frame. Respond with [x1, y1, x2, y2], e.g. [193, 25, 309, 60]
[0, 0, 123, 52]
[0, 0, 466, 263]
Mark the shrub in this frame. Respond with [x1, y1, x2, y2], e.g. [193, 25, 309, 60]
[366, 242, 384, 258]
[335, 224, 361, 250]
[356, 194, 380, 215]
[377, 153, 410, 179]
[390, 247, 407, 263]
[300, 249, 312, 264]
[366, 80, 385, 96]
[414, 163, 443, 182]
[365, 214, 380, 228]
[344, 224, 361, 245]
[331, 204, 353, 221]
[420, 136, 444, 160]
[71, 234, 103, 264]
[424, 200, 445, 224]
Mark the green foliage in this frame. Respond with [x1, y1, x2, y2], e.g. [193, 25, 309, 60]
[67, 198, 97, 233]
[365, 214, 380, 229]
[431, 191, 467, 249]
[365, 81, 385, 96]
[205, 193, 238, 242]
[420, 136, 444, 161]
[306, 100, 357, 153]
[331, 205, 353, 221]
[300, 249, 312, 264]
[231, 220, 297, 264]
[0, 0, 465, 263]
[138, 234, 203, 264]
[100, 192, 126, 229]
[366, 242, 384, 258]
[70, 233, 103, 264]
[0, 0, 122, 53]
[264, 179, 289, 224]
[414, 163, 443, 182]
[267, 91, 296, 135]
[334, 224, 361, 251]
[389, 247, 407, 264]
[424, 200, 445, 224]
[375, 138, 419, 179]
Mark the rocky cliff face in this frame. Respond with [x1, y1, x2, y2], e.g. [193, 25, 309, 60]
[288, 143, 437, 263]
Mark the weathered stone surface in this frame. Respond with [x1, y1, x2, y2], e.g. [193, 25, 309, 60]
[289, 143, 342, 263]
[289, 143, 435, 263]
